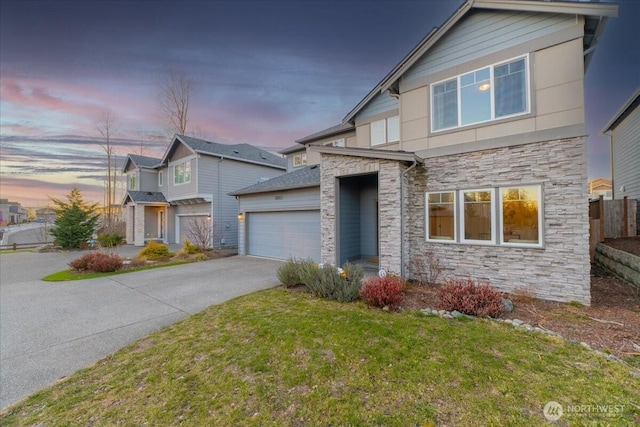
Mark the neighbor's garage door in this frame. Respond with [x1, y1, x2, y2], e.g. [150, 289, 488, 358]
[247, 211, 320, 262]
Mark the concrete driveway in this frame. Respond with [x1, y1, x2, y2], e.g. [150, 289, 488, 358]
[0, 249, 283, 410]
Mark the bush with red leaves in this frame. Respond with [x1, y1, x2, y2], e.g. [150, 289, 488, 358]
[69, 252, 123, 273]
[359, 275, 405, 310]
[437, 277, 504, 318]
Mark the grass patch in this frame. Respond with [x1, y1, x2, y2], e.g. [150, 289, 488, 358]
[1, 289, 639, 426]
[42, 260, 195, 281]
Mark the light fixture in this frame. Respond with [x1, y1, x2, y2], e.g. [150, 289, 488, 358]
[237, 213, 244, 220]
[478, 83, 491, 91]
[207, 215, 211, 221]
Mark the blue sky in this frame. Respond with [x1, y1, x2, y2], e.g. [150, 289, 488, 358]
[1, 0, 638, 206]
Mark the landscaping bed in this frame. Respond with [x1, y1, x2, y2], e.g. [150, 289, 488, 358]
[604, 236, 640, 257]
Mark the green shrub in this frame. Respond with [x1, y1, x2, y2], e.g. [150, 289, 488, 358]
[360, 275, 405, 310]
[68, 252, 123, 273]
[182, 238, 201, 254]
[97, 232, 123, 248]
[138, 241, 171, 260]
[307, 262, 363, 303]
[194, 253, 207, 261]
[276, 258, 316, 288]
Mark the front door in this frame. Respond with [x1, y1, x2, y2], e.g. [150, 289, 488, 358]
[158, 210, 165, 241]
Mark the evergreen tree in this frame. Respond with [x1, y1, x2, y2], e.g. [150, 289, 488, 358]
[50, 188, 100, 249]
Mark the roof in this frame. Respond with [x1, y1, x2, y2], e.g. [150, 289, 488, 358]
[279, 144, 306, 155]
[166, 135, 286, 169]
[229, 165, 320, 196]
[128, 154, 162, 168]
[343, 0, 617, 124]
[311, 146, 423, 163]
[295, 122, 355, 145]
[602, 87, 640, 133]
[123, 191, 168, 204]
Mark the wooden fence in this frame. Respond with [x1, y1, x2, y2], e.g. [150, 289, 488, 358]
[589, 196, 638, 261]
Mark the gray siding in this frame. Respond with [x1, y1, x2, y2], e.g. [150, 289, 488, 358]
[612, 106, 640, 200]
[355, 91, 398, 123]
[166, 157, 197, 199]
[360, 187, 378, 257]
[339, 182, 361, 264]
[402, 10, 574, 86]
[139, 169, 158, 192]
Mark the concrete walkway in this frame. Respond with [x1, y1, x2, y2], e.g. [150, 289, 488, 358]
[0, 248, 283, 409]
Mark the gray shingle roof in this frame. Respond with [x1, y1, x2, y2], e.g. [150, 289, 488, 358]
[279, 144, 306, 155]
[129, 154, 162, 168]
[177, 135, 286, 169]
[295, 122, 354, 144]
[125, 191, 168, 203]
[229, 165, 320, 196]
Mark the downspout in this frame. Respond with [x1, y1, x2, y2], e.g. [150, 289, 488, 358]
[401, 158, 418, 277]
[216, 156, 224, 249]
[608, 133, 614, 199]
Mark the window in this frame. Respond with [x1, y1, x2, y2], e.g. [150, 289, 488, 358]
[293, 153, 307, 167]
[460, 189, 495, 244]
[174, 161, 191, 185]
[500, 185, 542, 246]
[129, 173, 136, 190]
[426, 192, 456, 241]
[158, 171, 163, 187]
[431, 56, 528, 132]
[370, 115, 400, 146]
[425, 184, 542, 248]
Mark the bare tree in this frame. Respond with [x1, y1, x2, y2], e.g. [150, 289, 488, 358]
[96, 110, 118, 229]
[184, 216, 221, 251]
[158, 71, 193, 136]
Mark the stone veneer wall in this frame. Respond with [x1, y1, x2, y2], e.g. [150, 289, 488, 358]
[406, 137, 591, 305]
[320, 154, 404, 274]
[134, 204, 145, 247]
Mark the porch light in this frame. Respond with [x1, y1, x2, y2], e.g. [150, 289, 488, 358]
[478, 83, 491, 91]
[207, 215, 211, 221]
[237, 213, 244, 220]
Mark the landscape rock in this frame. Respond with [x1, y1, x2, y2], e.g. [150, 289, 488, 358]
[502, 298, 514, 313]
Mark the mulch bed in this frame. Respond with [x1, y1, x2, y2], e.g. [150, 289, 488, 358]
[401, 265, 640, 364]
[603, 236, 640, 257]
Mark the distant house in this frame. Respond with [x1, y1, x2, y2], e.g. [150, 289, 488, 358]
[122, 135, 286, 246]
[232, 0, 618, 305]
[602, 86, 640, 233]
[588, 178, 612, 200]
[0, 199, 27, 226]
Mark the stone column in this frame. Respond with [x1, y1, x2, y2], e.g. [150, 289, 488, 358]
[134, 204, 145, 246]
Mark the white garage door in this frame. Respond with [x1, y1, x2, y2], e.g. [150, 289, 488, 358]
[247, 211, 320, 262]
[178, 215, 208, 244]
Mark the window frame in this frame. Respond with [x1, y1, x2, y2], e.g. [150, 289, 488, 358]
[173, 160, 191, 185]
[129, 173, 136, 190]
[459, 188, 496, 245]
[158, 171, 163, 187]
[370, 115, 400, 146]
[430, 54, 530, 133]
[425, 191, 457, 243]
[293, 153, 307, 168]
[499, 185, 543, 248]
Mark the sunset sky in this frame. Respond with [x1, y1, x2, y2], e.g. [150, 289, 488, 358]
[1, 0, 639, 207]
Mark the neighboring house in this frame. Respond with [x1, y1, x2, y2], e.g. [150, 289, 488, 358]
[35, 207, 56, 223]
[588, 178, 612, 200]
[0, 199, 27, 225]
[234, 0, 617, 305]
[122, 135, 286, 246]
[602, 87, 640, 233]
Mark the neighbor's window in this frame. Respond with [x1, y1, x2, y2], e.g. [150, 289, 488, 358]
[371, 115, 399, 146]
[174, 161, 191, 185]
[500, 185, 542, 246]
[129, 173, 136, 190]
[293, 153, 307, 168]
[431, 56, 528, 132]
[460, 189, 495, 244]
[426, 191, 456, 241]
[158, 171, 163, 187]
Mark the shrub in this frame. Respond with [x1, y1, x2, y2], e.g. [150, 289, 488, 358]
[410, 251, 443, 286]
[306, 262, 363, 302]
[359, 275, 406, 310]
[68, 252, 123, 273]
[194, 253, 207, 261]
[97, 232, 123, 248]
[437, 277, 505, 318]
[138, 241, 171, 260]
[276, 258, 318, 288]
[182, 238, 201, 254]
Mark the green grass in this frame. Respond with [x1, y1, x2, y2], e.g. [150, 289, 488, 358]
[42, 260, 195, 281]
[2, 289, 639, 426]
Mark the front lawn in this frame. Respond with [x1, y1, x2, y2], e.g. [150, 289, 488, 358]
[1, 289, 638, 426]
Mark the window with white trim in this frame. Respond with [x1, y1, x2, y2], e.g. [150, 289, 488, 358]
[431, 56, 529, 132]
[293, 153, 307, 167]
[425, 184, 542, 248]
[370, 115, 399, 146]
[158, 171, 163, 187]
[173, 161, 191, 185]
[129, 173, 136, 190]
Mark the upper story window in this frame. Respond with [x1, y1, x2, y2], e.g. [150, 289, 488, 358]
[174, 161, 191, 185]
[371, 115, 399, 146]
[158, 171, 163, 187]
[293, 153, 307, 168]
[431, 56, 529, 132]
[129, 173, 136, 190]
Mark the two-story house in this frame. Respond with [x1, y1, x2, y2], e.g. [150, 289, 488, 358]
[233, 0, 617, 305]
[122, 134, 286, 247]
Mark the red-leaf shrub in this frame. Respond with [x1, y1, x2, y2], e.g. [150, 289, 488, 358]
[69, 252, 123, 273]
[359, 275, 405, 310]
[437, 277, 504, 318]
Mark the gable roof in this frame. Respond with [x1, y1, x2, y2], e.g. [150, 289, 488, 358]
[229, 165, 320, 196]
[279, 144, 306, 155]
[162, 135, 286, 170]
[343, 0, 617, 124]
[602, 87, 640, 134]
[123, 191, 168, 204]
[295, 122, 355, 145]
[121, 154, 162, 173]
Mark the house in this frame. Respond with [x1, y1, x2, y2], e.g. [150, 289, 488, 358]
[602, 87, 640, 232]
[0, 199, 27, 226]
[588, 178, 612, 200]
[233, 0, 618, 305]
[122, 135, 286, 246]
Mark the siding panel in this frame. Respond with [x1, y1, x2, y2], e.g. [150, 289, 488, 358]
[612, 106, 640, 199]
[356, 91, 398, 122]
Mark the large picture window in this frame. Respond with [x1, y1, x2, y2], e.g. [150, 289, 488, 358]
[426, 191, 456, 241]
[431, 56, 528, 132]
[500, 186, 542, 246]
[174, 161, 191, 185]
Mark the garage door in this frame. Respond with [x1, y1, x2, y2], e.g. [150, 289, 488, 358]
[247, 211, 320, 262]
[178, 215, 208, 244]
